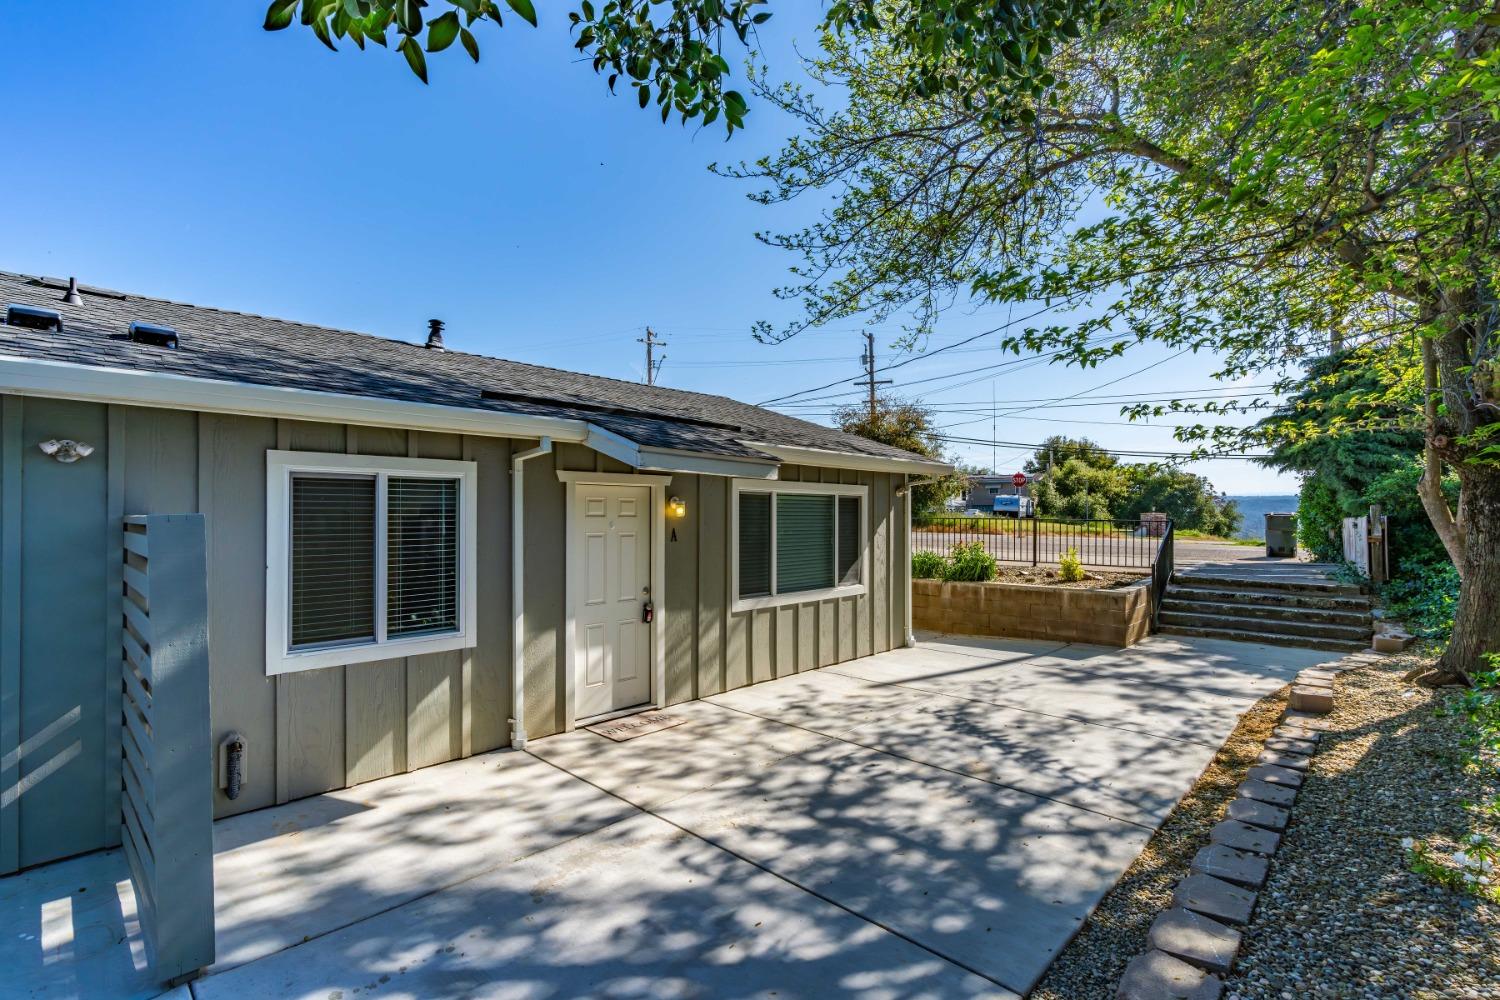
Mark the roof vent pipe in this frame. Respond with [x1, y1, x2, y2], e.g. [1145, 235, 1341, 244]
[62, 277, 83, 306]
[426, 318, 445, 351]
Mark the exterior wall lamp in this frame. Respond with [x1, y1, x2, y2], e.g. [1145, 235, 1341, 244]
[38, 439, 95, 463]
[668, 496, 686, 518]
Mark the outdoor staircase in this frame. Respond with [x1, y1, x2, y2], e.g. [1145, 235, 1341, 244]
[1157, 572, 1373, 653]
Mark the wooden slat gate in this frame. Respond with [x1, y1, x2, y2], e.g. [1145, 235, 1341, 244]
[121, 514, 215, 984]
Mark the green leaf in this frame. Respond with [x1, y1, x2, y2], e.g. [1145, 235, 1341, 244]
[396, 0, 423, 35]
[460, 26, 480, 62]
[505, 0, 538, 27]
[427, 10, 460, 51]
[638, 84, 650, 108]
[263, 0, 300, 30]
[401, 35, 429, 83]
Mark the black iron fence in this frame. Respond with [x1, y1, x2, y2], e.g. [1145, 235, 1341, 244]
[914, 515, 1173, 570]
[1151, 521, 1176, 629]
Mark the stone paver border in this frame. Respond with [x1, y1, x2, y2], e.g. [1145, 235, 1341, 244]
[1115, 649, 1387, 999]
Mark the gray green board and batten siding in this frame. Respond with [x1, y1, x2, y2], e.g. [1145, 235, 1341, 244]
[0, 395, 909, 874]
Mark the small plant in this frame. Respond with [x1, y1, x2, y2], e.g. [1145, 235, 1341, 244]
[1058, 546, 1084, 582]
[911, 550, 946, 579]
[943, 541, 997, 582]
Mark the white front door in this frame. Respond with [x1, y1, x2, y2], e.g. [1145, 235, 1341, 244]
[575, 484, 652, 720]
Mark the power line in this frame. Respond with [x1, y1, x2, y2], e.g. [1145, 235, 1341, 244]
[932, 432, 1273, 461]
[855, 331, 893, 422]
[638, 327, 666, 386]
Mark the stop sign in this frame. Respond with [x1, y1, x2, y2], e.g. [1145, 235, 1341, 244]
[1012, 472, 1027, 488]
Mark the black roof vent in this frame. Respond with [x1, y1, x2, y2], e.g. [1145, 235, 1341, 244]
[4, 304, 64, 332]
[62, 277, 83, 306]
[128, 321, 180, 350]
[426, 318, 445, 351]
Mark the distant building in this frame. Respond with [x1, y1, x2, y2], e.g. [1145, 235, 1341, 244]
[964, 473, 1034, 511]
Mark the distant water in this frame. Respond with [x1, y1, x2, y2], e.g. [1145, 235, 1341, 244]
[1225, 495, 1298, 540]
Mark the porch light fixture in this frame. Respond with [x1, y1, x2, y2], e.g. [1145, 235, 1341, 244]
[668, 496, 686, 518]
[38, 439, 94, 463]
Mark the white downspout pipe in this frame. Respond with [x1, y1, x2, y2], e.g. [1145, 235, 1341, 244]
[897, 473, 946, 648]
[510, 436, 552, 749]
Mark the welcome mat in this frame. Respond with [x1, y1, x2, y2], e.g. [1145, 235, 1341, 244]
[586, 712, 688, 742]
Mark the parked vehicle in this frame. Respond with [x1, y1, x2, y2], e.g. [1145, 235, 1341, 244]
[992, 495, 1036, 518]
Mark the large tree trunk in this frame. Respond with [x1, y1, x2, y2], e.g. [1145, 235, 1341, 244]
[1433, 462, 1500, 684]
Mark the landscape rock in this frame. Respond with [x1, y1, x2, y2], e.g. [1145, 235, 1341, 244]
[1224, 797, 1290, 831]
[1209, 818, 1280, 855]
[1190, 844, 1270, 889]
[1173, 873, 1258, 926]
[1116, 949, 1224, 1000]
[1147, 908, 1243, 975]
[1236, 778, 1296, 807]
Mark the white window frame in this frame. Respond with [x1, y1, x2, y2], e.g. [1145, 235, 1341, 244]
[265, 450, 478, 675]
[730, 478, 869, 613]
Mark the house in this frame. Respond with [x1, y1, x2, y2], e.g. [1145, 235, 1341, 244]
[964, 473, 1033, 510]
[0, 271, 950, 880]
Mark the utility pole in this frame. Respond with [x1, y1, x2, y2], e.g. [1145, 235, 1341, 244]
[638, 327, 666, 386]
[854, 331, 893, 422]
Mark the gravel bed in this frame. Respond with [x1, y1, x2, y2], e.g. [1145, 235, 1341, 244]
[1222, 648, 1498, 1000]
[1032, 675, 1291, 998]
[1034, 646, 1499, 1000]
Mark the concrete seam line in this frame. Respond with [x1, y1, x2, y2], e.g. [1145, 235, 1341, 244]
[704, 697, 1158, 832]
[525, 752, 1022, 995]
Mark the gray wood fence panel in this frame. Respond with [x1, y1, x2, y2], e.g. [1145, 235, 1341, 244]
[121, 513, 215, 983]
[18, 397, 110, 868]
[199, 414, 278, 817]
[0, 396, 20, 873]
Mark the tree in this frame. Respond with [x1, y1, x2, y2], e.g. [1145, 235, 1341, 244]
[729, 0, 1500, 682]
[833, 396, 962, 517]
[1022, 435, 1116, 476]
[264, 0, 1097, 133]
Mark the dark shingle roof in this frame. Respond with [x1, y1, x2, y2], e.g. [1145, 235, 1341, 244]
[0, 271, 936, 467]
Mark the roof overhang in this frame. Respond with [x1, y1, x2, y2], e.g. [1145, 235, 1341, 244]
[582, 422, 780, 479]
[743, 441, 954, 476]
[0, 354, 590, 443]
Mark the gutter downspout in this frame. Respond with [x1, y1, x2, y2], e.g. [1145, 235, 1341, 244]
[896, 473, 946, 648]
[510, 437, 552, 749]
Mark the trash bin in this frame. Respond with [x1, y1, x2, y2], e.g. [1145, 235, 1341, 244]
[1265, 512, 1297, 557]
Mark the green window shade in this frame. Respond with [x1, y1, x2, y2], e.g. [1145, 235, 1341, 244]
[290, 474, 376, 648]
[776, 494, 834, 594]
[837, 495, 862, 585]
[387, 477, 460, 638]
[738, 492, 772, 598]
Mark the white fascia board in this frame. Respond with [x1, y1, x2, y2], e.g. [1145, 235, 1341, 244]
[744, 441, 954, 476]
[0, 353, 590, 442]
[582, 422, 642, 468]
[636, 447, 779, 480]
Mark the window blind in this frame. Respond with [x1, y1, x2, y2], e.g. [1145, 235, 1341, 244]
[387, 477, 459, 638]
[837, 495, 862, 585]
[290, 474, 376, 648]
[776, 493, 834, 594]
[738, 491, 772, 598]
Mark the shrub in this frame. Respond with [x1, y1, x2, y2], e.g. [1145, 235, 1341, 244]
[1383, 558, 1461, 639]
[943, 541, 997, 582]
[1058, 546, 1085, 582]
[911, 550, 946, 579]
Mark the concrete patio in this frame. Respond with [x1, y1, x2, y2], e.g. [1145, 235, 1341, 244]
[2, 634, 1331, 999]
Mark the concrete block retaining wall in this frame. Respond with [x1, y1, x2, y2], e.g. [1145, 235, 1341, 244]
[912, 577, 1153, 647]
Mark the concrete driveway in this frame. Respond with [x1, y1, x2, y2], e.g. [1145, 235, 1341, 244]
[4, 634, 1329, 1000]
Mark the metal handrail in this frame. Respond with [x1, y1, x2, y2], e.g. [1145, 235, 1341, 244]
[1150, 520, 1175, 631]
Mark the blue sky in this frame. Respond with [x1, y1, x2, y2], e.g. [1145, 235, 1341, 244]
[1, 3, 1295, 494]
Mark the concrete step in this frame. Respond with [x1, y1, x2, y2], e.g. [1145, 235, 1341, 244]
[1165, 585, 1371, 612]
[1171, 572, 1364, 596]
[1159, 598, 1371, 628]
[1159, 610, 1371, 644]
[1158, 623, 1367, 653]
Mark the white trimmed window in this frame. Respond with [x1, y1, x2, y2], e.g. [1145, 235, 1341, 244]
[266, 451, 478, 675]
[731, 479, 868, 612]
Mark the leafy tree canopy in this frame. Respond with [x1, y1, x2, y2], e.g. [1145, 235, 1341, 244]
[728, 0, 1500, 679]
[1022, 434, 1117, 474]
[833, 396, 963, 516]
[1026, 436, 1237, 533]
[265, 0, 1098, 133]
